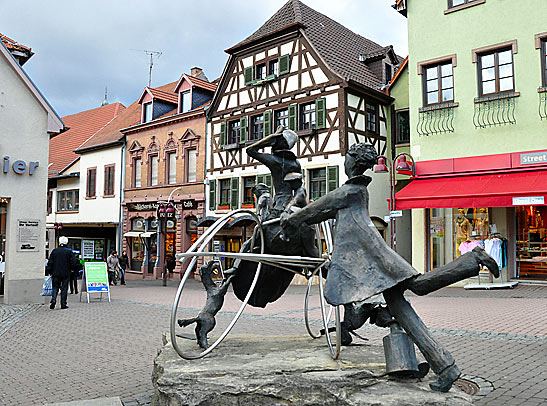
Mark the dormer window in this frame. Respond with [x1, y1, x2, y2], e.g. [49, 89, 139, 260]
[385, 64, 393, 84]
[181, 90, 191, 113]
[143, 102, 152, 123]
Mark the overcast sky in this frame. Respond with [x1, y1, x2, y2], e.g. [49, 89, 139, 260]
[1, 0, 407, 118]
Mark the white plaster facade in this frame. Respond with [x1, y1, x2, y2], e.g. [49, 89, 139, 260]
[0, 42, 64, 304]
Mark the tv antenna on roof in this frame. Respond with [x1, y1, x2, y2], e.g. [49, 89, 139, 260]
[131, 49, 162, 87]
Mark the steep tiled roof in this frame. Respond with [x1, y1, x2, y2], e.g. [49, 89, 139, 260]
[387, 56, 408, 94]
[76, 81, 179, 152]
[48, 103, 125, 176]
[227, 0, 394, 90]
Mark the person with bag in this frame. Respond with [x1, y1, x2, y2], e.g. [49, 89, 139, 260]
[118, 250, 129, 285]
[106, 250, 121, 286]
[46, 236, 81, 309]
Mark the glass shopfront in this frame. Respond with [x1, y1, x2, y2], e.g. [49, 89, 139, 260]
[516, 205, 547, 280]
[428, 207, 506, 275]
[130, 217, 145, 271]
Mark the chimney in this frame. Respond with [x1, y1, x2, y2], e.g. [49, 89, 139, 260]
[191, 67, 203, 77]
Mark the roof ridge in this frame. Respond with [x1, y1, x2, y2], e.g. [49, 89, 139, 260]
[292, 0, 303, 24]
[62, 102, 125, 119]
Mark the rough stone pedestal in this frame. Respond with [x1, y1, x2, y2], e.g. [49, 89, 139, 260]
[153, 333, 472, 406]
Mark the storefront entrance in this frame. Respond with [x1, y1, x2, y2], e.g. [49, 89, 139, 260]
[0, 201, 7, 296]
[427, 207, 509, 280]
[516, 205, 547, 280]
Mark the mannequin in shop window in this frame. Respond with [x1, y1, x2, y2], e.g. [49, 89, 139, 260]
[454, 208, 471, 257]
[474, 208, 489, 239]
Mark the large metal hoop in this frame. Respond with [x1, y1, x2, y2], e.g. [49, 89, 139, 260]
[170, 209, 264, 360]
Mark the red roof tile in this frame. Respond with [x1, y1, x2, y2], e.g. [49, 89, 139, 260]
[0, 33, 32, 53]
[147, 87, 178, 104]
[48, 103, 125, 176]
[187, 75, 217, 93]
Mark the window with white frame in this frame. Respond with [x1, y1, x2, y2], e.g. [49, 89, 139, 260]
[149, 155, 159, 186]
[187, 149, 197, 182]
[167, 152, 176, 185]
[181, 91, 191, 113]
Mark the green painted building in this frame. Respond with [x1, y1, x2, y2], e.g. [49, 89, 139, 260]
[393, 0, 547, 282]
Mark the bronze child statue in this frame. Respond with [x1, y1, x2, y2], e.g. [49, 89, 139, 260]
[281, 143, 499, 392]
[178, 261, 234, 349]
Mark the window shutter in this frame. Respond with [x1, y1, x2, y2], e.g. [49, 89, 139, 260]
[278, 54, 290, 75]
[263, 110, 272, 137]
[244, 66, 254, 86]
[219, 122, 226, 147]
[256, 174, 265, 185]
[327, 166, 339, 193]
[315, 97, 326, 129]
[288, 104, 298, 131]
[240, 116, 248, 144]
[231, 177, 239, 209]
[209, 179, 216, 211]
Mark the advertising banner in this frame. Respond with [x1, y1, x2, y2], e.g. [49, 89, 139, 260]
[85, 262, 109, 292]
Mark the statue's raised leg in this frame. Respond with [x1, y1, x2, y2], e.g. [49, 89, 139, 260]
[403, 246, 499, 296]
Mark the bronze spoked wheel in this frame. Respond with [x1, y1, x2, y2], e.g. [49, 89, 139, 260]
[170, 210, 264, 360]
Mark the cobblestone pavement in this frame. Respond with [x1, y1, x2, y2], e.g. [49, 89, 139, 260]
[0, 280, 546, 405]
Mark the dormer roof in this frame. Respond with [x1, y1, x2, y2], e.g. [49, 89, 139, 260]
[393, 0, 407, 17]
[0, 33, 34, 65]
[137, 86, 178, 105]
[173, 73, 217, 94]
[224, 0, 397, 90]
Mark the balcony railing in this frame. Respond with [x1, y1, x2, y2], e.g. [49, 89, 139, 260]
[473, 92, 518, 128]
[416, 102, 457, 136]
[539, 88, 547, 120]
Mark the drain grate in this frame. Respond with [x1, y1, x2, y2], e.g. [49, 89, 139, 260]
[454, 378, 480, 396]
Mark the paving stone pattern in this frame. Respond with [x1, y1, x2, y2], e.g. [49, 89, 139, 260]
[0, 281, 545, 406]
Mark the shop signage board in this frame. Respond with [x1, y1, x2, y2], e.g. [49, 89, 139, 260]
[512, 196, 545, 206]
[520, 152, 547, 165]
[390, 210, 403, 218]
[16, 219, 40, 252]
[82, 240, 95, 259]
[127, 199, 197, 212]
[81, 262, 110, 303]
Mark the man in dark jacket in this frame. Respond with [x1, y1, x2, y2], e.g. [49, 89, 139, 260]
[47, 236, 81, 309]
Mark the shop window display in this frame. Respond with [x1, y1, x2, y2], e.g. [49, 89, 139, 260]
[429, 208, 506, 274]
[516, 205, 547, 280]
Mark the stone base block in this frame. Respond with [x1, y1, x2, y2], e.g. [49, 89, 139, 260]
[153, 333, 472, 406]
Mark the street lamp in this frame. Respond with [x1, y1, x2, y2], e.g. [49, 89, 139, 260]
[374, 152, 416, 252]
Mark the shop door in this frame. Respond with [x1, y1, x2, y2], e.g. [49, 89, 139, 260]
[225, 237, 242, 268]
[0, 201, 7, 295]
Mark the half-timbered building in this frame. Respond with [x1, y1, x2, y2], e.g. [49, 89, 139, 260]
[206, 0, 402, 258]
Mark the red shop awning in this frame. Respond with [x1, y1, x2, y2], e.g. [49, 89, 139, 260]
[395, 171, 547, 209]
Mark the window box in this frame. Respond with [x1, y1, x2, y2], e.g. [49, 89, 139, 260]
[217, 204, 230, 210]
[297, 128, 316, 137]
[241, 203, 255, 209]
[222, 143, 239, 150]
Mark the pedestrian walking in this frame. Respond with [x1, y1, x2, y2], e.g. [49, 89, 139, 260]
[118, 250, 128, 285]
[69, 254, 80, 294]
[106, 250, 121, 286]
[163, 254, 176, 286]
[46, 236, 81, 309]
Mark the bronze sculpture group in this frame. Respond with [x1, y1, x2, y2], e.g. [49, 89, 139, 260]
[177, 126, 499, 393]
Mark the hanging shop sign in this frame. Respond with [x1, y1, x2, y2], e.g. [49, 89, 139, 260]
[16, 219, 40, 252]
[512, 196, 545, 206]
[127, 199, 196, 212]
